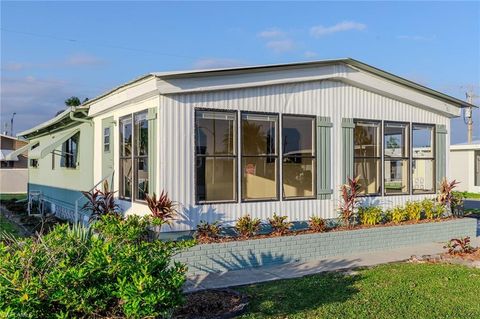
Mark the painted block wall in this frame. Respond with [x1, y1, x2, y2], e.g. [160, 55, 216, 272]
[174, 218, 477, 276]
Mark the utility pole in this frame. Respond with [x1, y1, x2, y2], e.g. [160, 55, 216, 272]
[10, 112, 16, 137]
[466, 92, 475, 144]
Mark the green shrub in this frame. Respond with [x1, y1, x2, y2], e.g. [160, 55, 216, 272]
[387, 206, 408, 224]
[267, 213, 292, 235]
[235, 214, 261, 238]
[405, 201, 422, 221]
[0, 215, 193, 319]
[358, 206, 383, 225]
[309, 216, 326, 232]
[421, 199, 435, 219]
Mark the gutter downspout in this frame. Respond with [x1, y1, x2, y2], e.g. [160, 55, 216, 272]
[69, 106, 92, 124]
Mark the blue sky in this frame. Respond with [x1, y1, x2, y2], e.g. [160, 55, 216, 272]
[1, 1, 479, 143]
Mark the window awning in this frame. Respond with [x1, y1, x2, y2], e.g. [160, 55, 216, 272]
[29, 129, 80, 160]
[4, 142, 37, 161]
[1, 149, 18, 161]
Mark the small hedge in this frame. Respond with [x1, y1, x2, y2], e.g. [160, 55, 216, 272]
[0, 215, 194, 319]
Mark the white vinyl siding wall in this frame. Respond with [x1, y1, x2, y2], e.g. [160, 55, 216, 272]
[154, 80, 449, 232]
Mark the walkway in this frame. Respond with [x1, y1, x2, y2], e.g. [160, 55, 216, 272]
[185, 236, 480, 292]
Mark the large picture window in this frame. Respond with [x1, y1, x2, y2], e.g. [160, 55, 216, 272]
[119, 116, 133, 200]
[134, 112, 149, 201]
[241, 113, 278, 201]
[119, 111, 149, 201]
[384, 122, 409, 195]
[282, 115, 315, 199]
[412, 124, 435, 193]
[354, 120, 381, 195]
[195, 110, 237, 202]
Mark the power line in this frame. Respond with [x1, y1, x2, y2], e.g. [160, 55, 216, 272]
[0, 28, 198, 60]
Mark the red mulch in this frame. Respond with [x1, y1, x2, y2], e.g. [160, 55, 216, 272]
[196, 217, 460, 244]
[445, 248, 480, 261]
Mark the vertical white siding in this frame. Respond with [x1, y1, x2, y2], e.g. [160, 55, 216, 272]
[149, 80, 450, 232]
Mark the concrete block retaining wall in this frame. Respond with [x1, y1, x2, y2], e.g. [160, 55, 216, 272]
[174, 218, 478, 276]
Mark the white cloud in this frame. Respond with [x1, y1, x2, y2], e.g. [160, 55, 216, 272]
[64, 53, 105, 66]
[397, 35, 436, 41]
[258, 28, 285, 38]
[304, 51, 318, 58]
[193, 58, 245, 69]
[310, 21, 367, 37]
[0, 76, 96, 134]
[265, 39, 296, 53]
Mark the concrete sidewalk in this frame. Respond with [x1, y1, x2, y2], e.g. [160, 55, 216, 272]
[184, 236, 480, 292]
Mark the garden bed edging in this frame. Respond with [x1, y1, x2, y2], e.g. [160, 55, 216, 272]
[174, 218, 478, 276]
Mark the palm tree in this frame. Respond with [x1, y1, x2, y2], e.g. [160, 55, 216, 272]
[241, 121, 267, 155]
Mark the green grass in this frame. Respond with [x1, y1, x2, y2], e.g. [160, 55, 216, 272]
[0, 214, 20, 237]
[462, 192, 480, 199]
[0, 193, 27, 202]
[239, 263, 480, 319]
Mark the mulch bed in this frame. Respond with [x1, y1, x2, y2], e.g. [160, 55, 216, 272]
[196, 216, 460, 244]
[409, 248, 480, 268]
[173, 289, 248, 319]
[0, 199, 66, 237]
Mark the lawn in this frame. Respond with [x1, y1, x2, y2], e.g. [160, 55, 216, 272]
[239, 263, 480, 319]
[0, 193, 27, 202]
[455, 191, 480, 200]
[0, 214, 20, 237]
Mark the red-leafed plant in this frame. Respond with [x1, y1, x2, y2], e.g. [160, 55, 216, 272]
[145, 191, 177, 225]
[338, 177, 361, 228]
[437, 178, 460, 206]
[444, 237, 475, 255]
[82, 180, 119, 221]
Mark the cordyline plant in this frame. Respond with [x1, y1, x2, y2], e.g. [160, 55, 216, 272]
[82, 180, 119, 221]
[338, 177, 361, 228]
[437, 178, 460, 206]
[145, 191, 177, 226]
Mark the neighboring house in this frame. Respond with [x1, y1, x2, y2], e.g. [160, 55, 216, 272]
[450, 141, 480, 193]
[12, 58, 475, 233]
[0, 134, 28, 194]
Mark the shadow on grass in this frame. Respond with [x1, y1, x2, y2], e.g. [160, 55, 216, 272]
[238, 270, 361, 318]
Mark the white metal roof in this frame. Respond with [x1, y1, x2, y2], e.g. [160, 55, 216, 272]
[81, 58, 476, 110]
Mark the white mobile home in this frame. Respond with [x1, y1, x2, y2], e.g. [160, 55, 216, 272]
[11, 59, 475, 233]
[450, 142, 480, 193]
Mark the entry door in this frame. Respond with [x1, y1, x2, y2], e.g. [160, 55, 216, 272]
[102, 116, 115, 187]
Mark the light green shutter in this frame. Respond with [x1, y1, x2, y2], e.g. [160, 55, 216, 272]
[101, 116, 115, 186]
[342, 118, 355, 184]
[435, 124, 447, 188]
[317, 116, 333, 199]
[147, 107, 158, 196]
